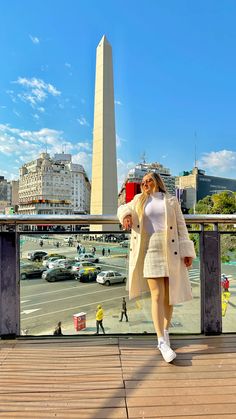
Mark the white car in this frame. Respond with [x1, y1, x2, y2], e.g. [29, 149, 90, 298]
[96, 270, 126, 286]
[75, 253, 99, 263]
[48, 258, 69, 269]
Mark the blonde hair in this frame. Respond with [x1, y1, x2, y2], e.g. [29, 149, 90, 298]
[136, 172, 167, 219]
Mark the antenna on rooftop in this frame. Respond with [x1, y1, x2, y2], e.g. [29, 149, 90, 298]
[194, 131, 198, 168]
[140, 152, 146, 164]
[62, 143, 67, 154]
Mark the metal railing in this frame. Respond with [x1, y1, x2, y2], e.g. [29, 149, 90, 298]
[0, 214, 236, 338]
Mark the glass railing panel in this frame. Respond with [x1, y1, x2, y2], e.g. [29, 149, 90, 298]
[20, 230, 130, 336]
[220, 232, 236, 332]
[20, 228, 201, 336]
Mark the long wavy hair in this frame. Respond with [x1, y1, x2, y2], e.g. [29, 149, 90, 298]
[136, 172, 167, 220]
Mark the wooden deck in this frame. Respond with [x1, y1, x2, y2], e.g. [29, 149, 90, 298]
[1, 335, 236, 418]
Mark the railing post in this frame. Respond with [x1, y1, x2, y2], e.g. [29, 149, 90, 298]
[0, 230, 20, 338]
[200, 227, 222, 335]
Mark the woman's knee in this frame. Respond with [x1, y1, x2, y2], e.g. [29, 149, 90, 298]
[150, 288, 163, 303]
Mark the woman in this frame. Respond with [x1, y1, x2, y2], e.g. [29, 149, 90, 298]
[117, 172, 196, 362]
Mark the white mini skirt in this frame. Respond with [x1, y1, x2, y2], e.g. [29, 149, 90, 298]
[142, 231, 169, 278]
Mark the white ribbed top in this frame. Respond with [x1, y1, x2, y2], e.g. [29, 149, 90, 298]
[143, 192, 166, 233]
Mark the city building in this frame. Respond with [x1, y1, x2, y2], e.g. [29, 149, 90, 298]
[90, 35, 118, 231]
[18, 152, 90, 215]
[177, 167, 236, 212]
[118, 162, 176, 205]
[0, 177, 19, 214]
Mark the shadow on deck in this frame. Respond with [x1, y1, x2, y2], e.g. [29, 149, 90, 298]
[1, 335, 236, 418]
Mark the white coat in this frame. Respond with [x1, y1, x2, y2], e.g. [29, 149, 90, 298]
[117, 193, 196, 305]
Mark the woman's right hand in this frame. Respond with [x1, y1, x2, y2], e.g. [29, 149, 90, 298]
[123, 215, 133, 230]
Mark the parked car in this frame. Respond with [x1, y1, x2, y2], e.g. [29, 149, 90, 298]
[42, 256, 66, 268]
[75, 268, 99, 282]
[40, 234, 49, 239]
[20, 262, 47, 280]
[71, 261, 101, 274]
[42, 268, 75, 282]
[96, 270, 126, 286]
[27, 250, 48, 262]
[75, 253, 99, 263]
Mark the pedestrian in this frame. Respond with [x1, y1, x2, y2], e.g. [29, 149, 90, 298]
[221, 274, 230, 292]
[119, 297, 128, 322]
[56, 241, 60, 248]
[39, 240, 43, 247]
[95, 304, 105, 334]
[77, 243, 81, 254]
[117, 172, 196, 363]
[102, 248, 105, 256]
[91, 246, 96, 255]
[53, 321, 63, 336]
[108, 248, 111, 256]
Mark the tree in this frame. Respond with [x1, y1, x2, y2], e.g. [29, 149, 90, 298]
[191, 191, 236, 262]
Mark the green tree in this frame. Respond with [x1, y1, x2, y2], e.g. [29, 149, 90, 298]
[191, 191, 236, 262]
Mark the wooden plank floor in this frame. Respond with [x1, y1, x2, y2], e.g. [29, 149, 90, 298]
[1, 335, 236, 418]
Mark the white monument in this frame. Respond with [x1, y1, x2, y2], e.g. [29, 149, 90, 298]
[90, 35, 118, 231]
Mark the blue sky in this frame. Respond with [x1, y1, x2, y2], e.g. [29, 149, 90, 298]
[1, 0, 236, 188]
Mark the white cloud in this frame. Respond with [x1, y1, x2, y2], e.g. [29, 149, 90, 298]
[0, 124, 93, 179]
[199, 150, 236, 175]
[77, 116, 89, 126]
[11, 77, 61, 108]
[65, 62, 71, 68]
[72, 151, 92, 177]
[116, 134, 126, 148]
[117, 158, 136, 190]
[115, 100, 122, 106]
[29, 34, 40, 44]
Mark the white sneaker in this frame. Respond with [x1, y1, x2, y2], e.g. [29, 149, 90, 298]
[164, 330, 170, 347]
[158, 341, 176, 363]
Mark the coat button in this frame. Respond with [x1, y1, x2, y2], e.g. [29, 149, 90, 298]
[172, 239, 175, 242]
[137, 224, 140, 228]
[170, 226, 173, 229]
[134, 236, 137, 239]
[174, 251, 178, 255]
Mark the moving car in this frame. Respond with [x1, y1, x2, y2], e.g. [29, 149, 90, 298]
[71, 261, 101, 274]
[42, 255, 66, 268]
[96, 270, 126, 286]
[75, 268, 98, 282]
[42, 268, 75, 282]
[27, 250, 48, 262]
[20, 262, 47, 280]
[57, 259, 76, 269]
[48, 258, 70, 269]
[119, 241, 129, 248]
[75, 253, 99, 263]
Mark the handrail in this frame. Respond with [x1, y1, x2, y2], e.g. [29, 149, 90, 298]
[0, 213, 236, 225]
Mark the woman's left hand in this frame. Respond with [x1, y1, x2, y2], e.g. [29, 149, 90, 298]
[184, 257, 193, 267]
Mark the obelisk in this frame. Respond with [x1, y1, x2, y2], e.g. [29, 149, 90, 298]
[90, 35, 118, 231]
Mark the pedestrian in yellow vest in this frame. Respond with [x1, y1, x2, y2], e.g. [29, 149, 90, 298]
[95, 304, 105, 334]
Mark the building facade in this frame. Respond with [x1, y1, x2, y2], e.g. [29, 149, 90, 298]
[177, 167, 236, 212]
[18, 153, 90, 215]
[0, 177, 19, 213]
[118, 162, 176, 205]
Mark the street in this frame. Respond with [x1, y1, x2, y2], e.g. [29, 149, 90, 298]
[20, 233, 236, 335]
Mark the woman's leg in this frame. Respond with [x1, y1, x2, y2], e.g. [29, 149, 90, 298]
[163, 277, 173, 330]
[147, 277, 165, 337]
